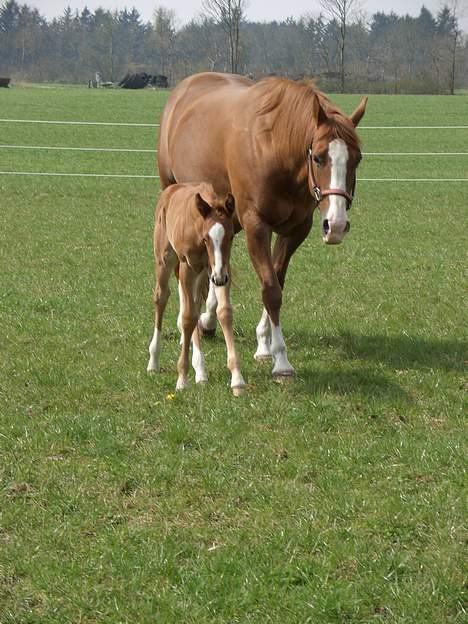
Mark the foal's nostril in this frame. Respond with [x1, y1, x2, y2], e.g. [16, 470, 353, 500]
[211, 274, 229, 287]
[323, 219, 330, 234]
[344, 221, 351, 233]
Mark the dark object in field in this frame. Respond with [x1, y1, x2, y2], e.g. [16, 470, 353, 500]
[118, 72, 168, 89]
[0, 77, 11, 88]
[150, 74, 169, 88]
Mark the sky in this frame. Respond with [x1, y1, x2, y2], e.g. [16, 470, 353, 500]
[34, 0, 464, 26]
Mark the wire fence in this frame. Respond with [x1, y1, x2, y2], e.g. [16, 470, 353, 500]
[1, 118, 467, 181]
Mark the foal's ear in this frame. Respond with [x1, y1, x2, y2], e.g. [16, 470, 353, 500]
[350, 96, 368, 127]
[312, 94, 328, 127]
[195, 193, 211, 219]
[224, 193, 235, 216]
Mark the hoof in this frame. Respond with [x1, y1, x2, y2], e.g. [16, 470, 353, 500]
[196, 378, 208, 386]
[232, 385, 246, 397]
[273, 371, 296, 384]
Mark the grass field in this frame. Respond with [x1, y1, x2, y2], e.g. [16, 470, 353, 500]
[0, 85, 467, 623]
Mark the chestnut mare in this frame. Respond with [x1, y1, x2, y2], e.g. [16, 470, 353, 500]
[147, 182, 246, 395]
[158, 72, 367, 380]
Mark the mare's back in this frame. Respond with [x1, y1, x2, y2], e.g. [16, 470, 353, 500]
[158, 73, 252, 189]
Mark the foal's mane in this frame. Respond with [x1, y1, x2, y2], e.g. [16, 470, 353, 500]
[253, 77, 361, 156]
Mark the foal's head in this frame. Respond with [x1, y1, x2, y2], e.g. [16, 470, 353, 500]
[309, 95, 367, 245]
[195, 190, 235, 287]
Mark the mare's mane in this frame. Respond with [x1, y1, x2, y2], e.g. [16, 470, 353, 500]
[253, 77, 361, 156]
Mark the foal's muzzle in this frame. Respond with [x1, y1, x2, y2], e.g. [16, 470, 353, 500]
[211, 274, 229, 287]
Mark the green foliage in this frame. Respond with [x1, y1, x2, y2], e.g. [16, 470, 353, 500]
[0, 87, 467, 623]
[0, 1, 466, 92]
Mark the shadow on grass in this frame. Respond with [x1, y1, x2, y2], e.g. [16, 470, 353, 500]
[290, 330, 466, 373]
[297, 365, 411, 402]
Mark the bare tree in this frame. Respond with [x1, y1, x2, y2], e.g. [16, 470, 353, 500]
[201, 0, 247, 73]
[447, 1, 464, 94]
[320, 0, 360, 91]
[153, 6, 177, 77]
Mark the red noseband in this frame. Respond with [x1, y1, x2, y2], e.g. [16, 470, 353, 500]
[307, 148, 354, 208]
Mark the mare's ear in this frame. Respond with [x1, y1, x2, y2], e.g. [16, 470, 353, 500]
[312, 94, 328, 127]
[350, 96, 368, 127]
[195, 193, 211, 219]
[224, 193, 235, 216]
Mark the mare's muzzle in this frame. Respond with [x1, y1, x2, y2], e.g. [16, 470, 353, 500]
[322, 218, 351, 245]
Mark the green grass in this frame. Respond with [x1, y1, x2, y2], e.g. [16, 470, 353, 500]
[0, 86, 467, 623]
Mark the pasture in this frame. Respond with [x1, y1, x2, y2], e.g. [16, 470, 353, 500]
[0, 85, 466, 623]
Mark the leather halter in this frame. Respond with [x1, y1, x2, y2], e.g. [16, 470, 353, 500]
[307, 148, 354, 209]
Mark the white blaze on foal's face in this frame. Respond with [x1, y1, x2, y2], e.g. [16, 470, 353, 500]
[322, 138, 349, 244]
[208, 222, 227, 286]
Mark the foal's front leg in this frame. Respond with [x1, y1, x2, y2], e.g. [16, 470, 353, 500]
[176, 265, 203, 390]
[199, 277, 218, 337]
[215, 283, 246, 395]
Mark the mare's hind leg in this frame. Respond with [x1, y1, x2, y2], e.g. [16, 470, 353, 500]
[271, 215, 313, 290]
[199, 277, 218, 337]
[215, 282, 246, 396]
[147, 253, 176, 372]
[244, 219, 294, 379]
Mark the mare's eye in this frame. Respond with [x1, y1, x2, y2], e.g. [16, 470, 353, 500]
[313, 154, 322, 166]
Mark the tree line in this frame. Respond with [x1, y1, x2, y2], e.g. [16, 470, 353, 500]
[0, 0, 466, 94]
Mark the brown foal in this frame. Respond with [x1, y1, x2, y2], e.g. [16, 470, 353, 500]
[147, 183, 246, 395]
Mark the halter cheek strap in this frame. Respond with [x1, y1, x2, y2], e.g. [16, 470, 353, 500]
[307, 148, 354, 208]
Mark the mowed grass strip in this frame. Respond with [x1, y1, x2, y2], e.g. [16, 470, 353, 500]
[0, 87, 466, 623]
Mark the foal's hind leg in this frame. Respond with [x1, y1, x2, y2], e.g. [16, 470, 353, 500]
[254, 307, 272, 361]
[147, 255, 175, 372]
[199, 278, 218, 337]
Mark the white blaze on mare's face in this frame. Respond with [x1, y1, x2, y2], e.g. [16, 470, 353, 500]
[208, 222, 225, 279]
[325, 139, 349, 239]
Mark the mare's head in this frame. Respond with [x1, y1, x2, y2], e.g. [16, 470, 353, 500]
[195, 189, 235, 286]
[309, 95, 367, 245]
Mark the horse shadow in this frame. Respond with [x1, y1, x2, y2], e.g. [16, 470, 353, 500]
[286, 329, 466, 401]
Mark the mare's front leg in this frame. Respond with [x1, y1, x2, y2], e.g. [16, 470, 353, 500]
[215, 282, 246, 396]
[254, 218, 314, 364]
[176, 264, 201, 391]
[244, 219, 294, 379]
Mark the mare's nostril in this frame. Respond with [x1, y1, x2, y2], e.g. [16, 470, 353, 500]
[344, 221, 350, 233]
[323, 219, 330, 234]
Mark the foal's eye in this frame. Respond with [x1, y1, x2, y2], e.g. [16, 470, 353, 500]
[313, 154, 322, 166]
